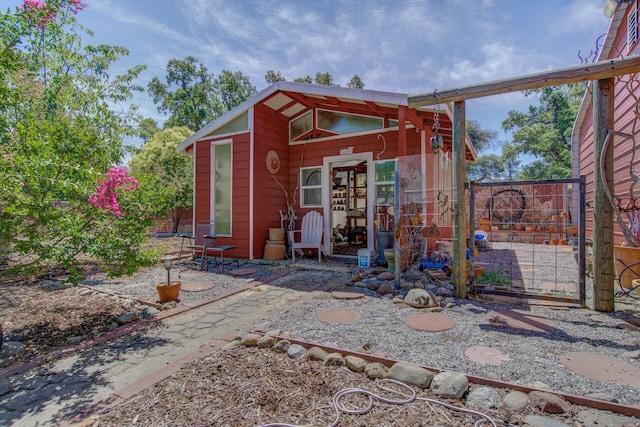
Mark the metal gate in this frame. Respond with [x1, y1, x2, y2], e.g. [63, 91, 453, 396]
[469, 177, 586, 304]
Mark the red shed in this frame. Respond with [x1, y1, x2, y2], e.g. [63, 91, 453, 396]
[572, 1, 640, 246]
[178, 81, 476, 260]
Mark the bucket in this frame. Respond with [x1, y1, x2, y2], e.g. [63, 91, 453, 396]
[269, 228, 285, 241]
[358, 249, 373, 267]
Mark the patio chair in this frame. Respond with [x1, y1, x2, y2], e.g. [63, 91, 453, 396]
[288, 210, 326, 262]
[178, 220, 238, 272]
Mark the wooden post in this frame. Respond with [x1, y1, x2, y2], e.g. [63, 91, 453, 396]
[398, 106, 407, 158]
[592, 78, 615, 312]
[452, 101, 467, 298]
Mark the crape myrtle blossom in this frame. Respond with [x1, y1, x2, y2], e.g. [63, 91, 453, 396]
[89, 167, 139, 217]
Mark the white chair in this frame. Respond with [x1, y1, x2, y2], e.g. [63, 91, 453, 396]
[288, 211, 325, 262]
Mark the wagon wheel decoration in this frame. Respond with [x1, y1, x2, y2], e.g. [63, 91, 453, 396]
[487, 189, 526, 222]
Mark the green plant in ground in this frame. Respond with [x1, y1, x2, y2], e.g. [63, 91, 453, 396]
[0, 1, 161, 284]
[476, 269, 512, 285]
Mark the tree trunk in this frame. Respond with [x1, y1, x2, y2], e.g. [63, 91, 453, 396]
[171, 208, 184, 234]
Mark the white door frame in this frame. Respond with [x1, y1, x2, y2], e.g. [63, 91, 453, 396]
[322, 152, 374, 255]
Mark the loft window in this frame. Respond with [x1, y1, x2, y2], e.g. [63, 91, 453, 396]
[317, 109, 383, 135]
[300, 167, 322, 207]
[290, 111, 312, 141]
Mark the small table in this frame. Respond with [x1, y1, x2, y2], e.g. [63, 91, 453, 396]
[202, 235, 239, 273]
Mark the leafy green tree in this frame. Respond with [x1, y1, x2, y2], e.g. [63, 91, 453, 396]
[136, 117, 160, 143]
[347, 74, 364, 89]
[0, 0, 160, 283]
[468, 154, 505, 182]
[502, 84, 584, 179]
[214, 69, 257, 112]
[129, 127, 193, 233]
[265, 69, 285, 84]
[294, 75, 313, 83]
[147, 56, 219, 131]
[314, 71, 336, 86]
[466, 120, 498, 152]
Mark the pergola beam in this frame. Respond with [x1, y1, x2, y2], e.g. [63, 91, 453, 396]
[409, 55, 640, 107]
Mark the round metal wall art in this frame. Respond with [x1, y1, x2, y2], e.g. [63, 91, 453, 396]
[266, 150, 280, 174]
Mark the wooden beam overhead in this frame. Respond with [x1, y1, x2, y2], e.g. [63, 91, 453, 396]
[409, 55, 640, 107]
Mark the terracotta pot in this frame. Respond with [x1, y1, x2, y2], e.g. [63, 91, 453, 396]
[614, 245, 640, 289]
[549, 239, 557, 245]
[157, 281, 181, 303]
[263, 240, 286, 260]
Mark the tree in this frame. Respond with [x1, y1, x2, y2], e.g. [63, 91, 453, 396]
[294, 75, 313, 83]
[314, 71, 336, 86]
[136, 117, 160, 143]
[265, 69, 285, 84]
[214, 69, 257, 112]
[0, 1, 160, 283]
[467, 154, 505, 182]
[502, 84, 584, 179]
[147, 56, 219, 131]
[347, 74, 364, 89]
[466, 120, 498, 152]
[128, 127, 193, 233]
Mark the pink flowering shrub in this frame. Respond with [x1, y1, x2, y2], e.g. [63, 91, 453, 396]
[89, 167, 139, 217]
[19, 0, 85, 29]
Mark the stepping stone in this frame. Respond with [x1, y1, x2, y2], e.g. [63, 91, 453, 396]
[404, 313, 456, 332]
[229, 268, 257, 276]
[464, 345, 511, 366]
[486, 309, 555, 333]
[317, 309, 362, 324]
[181, 281, 215, 292]
[331, 291, 365, 300]
[560, 352, 640, 387]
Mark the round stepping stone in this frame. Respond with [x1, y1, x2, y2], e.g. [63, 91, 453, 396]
[229, 268, 257, 276]
[465, 345, 511, 366]
[561, 352, 640, 387]
[486, 309, 555, 333]
[331, 291, 365, 300]
[180, 281, 215, 292]
[316, 309, 362, 324]
[404, 313, 456, 332]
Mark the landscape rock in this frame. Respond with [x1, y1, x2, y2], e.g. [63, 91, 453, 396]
[503, 390, 529, 411]
[160, 301, 177, 310]
[404, 288, 437, 308]
[264, 329, 282, 337]
[466, 386, 502, 410]
[0, 341, 25, 357]
[306, 346, 328, 362]
[221, 340, 241, 351]
[78, 288, 94, 296]
[287, 344, 306, 359]
[524, 415, 571, 427]
[364, 362, 388, 379]
[240, 333, 261, 346]
[387, 362, 434, 388]
[271, 340, 291, 353]
[430, 371, 468, 399]
[583, 392, 618, 402]
[116, 312, 139, 325]
[615, 321, 637, 331]
[66, 335, 85, 344]
[324, 352, 344, 366]
[529, 391, 571, 414]
[377, 271, 394, 281]
[376, 283, 394, 296]
[140, 306, 160, 316]
[578, 408, 638, 426]
[257, 335, 275, 349]
[344, 355, 368, 372]
[403, 268, 424, 281]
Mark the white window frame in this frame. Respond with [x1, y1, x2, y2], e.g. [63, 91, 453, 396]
[300, 166, 322, 207]
[210, 139, 232, 236]
[289, 110, 312, 142]
[316, 108, 383, 135]
[374, 159, 397, 206]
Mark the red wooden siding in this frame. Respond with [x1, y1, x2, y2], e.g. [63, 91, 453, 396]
[578, 5, 640, 245]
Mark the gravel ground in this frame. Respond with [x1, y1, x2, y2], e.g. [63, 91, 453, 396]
[266, 279, 640, 407]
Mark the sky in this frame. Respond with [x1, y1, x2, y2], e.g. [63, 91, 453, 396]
[8, 0, 614, 152]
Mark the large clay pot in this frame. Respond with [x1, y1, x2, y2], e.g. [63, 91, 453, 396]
[614, 245, 640, 289]
[263, 240, 286, 260]
[157, 281, 181, 303]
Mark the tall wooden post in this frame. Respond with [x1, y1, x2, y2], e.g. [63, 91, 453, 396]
[592, 78, 615, 312]
[452, 101, 467, 298]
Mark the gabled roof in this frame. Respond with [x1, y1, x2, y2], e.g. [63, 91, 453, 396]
[177, 81, 476, 159]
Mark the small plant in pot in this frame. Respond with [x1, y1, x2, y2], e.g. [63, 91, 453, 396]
[157, 255, 181, 303]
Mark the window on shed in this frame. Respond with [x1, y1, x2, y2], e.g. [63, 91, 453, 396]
[290, 111, 312, 141]
[628, 1, 638, 54]
[374, 160, 396, 205]
[212, 141, 232, 235]
[317, 109, 383, 135]
[300, 167, 322, 207]
[211, 112, 248, 136]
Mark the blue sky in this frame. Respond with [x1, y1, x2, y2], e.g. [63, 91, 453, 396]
[9, 0, 612, 151]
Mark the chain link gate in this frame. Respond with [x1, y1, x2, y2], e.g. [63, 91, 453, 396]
[469, 177, 586, 304]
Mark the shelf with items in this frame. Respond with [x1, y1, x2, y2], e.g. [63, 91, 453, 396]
[332, 185, 347, 211]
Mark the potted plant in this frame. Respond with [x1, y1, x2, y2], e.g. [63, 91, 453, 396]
[375, 204, 395, 266]
[157, 255, 181, 303]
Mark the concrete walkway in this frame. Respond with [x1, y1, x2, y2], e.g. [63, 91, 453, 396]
[0, 274, 335, 427]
